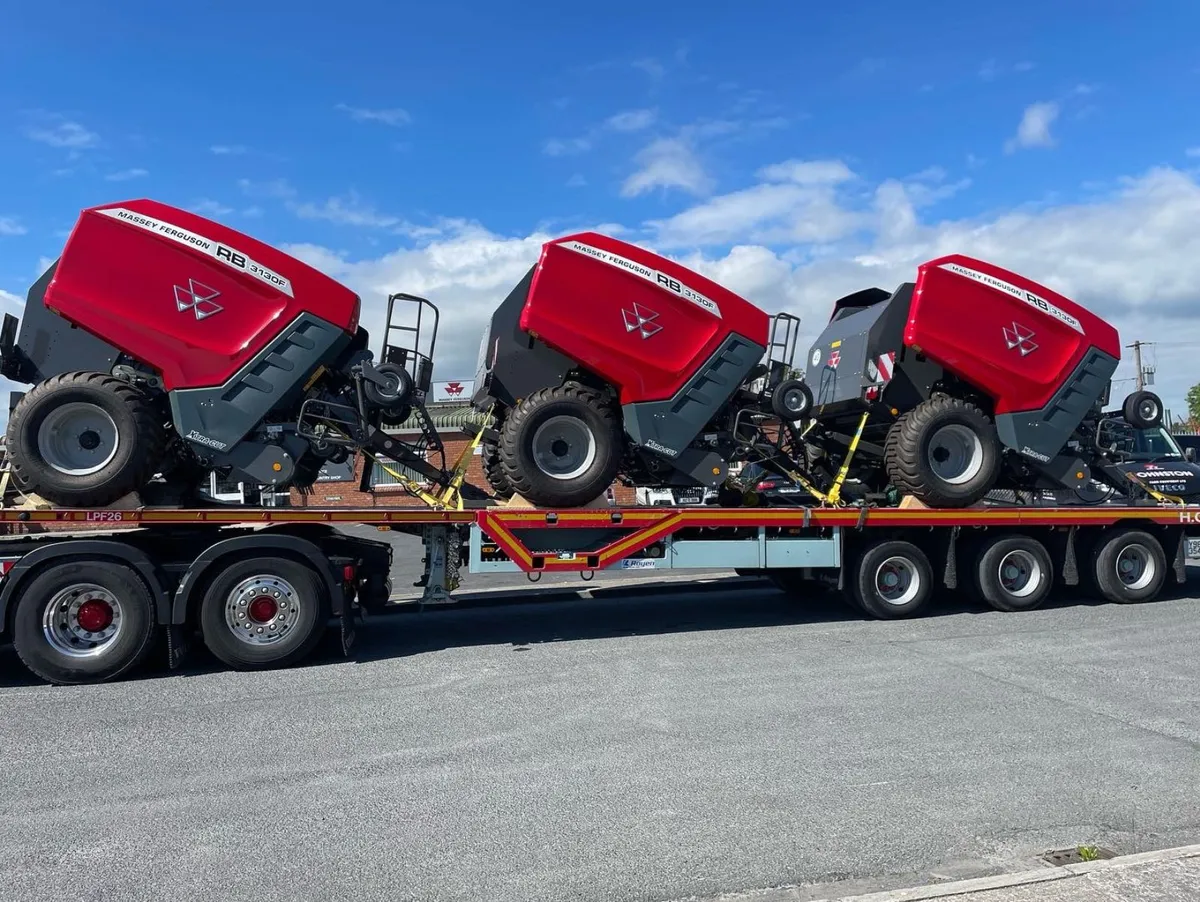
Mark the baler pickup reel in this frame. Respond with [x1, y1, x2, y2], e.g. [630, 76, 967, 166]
[297, 293, 487, 510]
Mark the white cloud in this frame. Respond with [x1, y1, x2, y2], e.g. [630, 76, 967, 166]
[543, 136, 592, 156]
[1186, 147, 1200, 158]
[0, 217, 27, 237]
[335, 103, 411, 127]
[620, 138, 713, 197]
[980, 59, 1035, 80]
[757, 159, 855, 185]
[1, 288, 23, 311]
[210, 144, 247, 155]
[290, 191, 400, 229]
[23, 114, 98, 150]
[237, 178, 298, 200]
[190, 199, 235, 217]
[278, 164, 1200, 418]
[1005, 101, 1060, 153]
[104, 168, 148, 182]
[606, 109, 656, 132]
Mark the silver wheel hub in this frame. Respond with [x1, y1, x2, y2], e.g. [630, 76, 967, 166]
[1137, 399, 1158, 421]
[224, 575, 300, 646]
[927, 424, 984, 486]
[42, 583, 123, 658]
[1115, 544, 1155, 591]
[874, 556, 920, 606]
[531, 415, 597, 481]
[36, 402, 120, 476]
[997, 549, 1043, 598]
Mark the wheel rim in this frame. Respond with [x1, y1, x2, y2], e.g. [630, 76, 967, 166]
[531, 415, 597, 481]
[224, 575, 301, 646]
[1137, 398, 1159, 422]
[1114, 544, 1156, 591]
[873, 556, 920, 606]
[783, 387, 809, 415]
[927, 424, 985, 486]
[997, 549, 1043, 599]
[41, 583, 123, 658]
[36, 402, 120, 476]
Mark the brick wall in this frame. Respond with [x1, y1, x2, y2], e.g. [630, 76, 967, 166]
[291, 437, 638, 507]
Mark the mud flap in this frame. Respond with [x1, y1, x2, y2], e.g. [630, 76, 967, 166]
[166, 624, 189, 671]
[340, 601, 357, 656]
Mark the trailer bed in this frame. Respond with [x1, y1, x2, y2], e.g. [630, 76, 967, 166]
[1, 501, 1197, 685]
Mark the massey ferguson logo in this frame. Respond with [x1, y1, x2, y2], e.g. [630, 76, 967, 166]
[622, 303, 662, 339]
[175, 279, 223, 320]
[1003, 321, 1038, 356]
[443, 381, 464, 396]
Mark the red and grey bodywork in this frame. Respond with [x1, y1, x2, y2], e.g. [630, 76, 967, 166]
[803, 254, 1122, 493]
[471, 232, 771, 488]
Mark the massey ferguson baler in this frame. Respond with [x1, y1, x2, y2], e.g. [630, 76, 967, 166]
[0, 198, 1172, 514]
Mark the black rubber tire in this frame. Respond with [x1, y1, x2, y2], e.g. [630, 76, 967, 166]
[363, 363, 414, 410]
[199, 556, 331, 670]
[1121, 390, 1163, 429]
[973, 534, 1054, 612]
[11, 560, 158, 685]
[1088, 528, 1166, 604]
[886, 396, 1001, 507]
[498, 382, 622, 507]
[851, 539, 934, 619]
[6, 372, 166, 507]
[770, 379, 813, 420]
[482, 441, 513, 500]
[379, 404, 412, 427]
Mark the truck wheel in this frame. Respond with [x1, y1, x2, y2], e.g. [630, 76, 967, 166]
[1089, 528, 1166, 604]
[1121, 390, 1163, 429]
[198, 557, 331, 670]
[973, 534, 1054, 612]
[498, 382, 622, 507]
[887, 396, 1000, 507]
[482, 441, 513, 500]
[10, 560, 157, 685]
[5, 372, 166, 507]
[852, 539, 934, 619]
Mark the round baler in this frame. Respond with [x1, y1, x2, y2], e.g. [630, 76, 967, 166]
[797, 255, 1164, 507]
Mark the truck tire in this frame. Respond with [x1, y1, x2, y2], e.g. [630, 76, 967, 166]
[972, 534, 1054, 612]
[498, 382, 622, 507]
[5, 372, 166, 507]
[1088, 528, 1166, 604]
[10, 559, 158, 685]
[886, 396, 1000, 507]
[1121, 390, 1163, 429]
[198, 556, 330, 670]
[482, 441, 513, 500]
[851, 539, 933, 619]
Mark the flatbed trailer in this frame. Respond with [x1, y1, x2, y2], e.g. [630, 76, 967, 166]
[1, 502, 1198, 685]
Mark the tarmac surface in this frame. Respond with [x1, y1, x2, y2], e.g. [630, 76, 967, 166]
[1, 555, 1198, 902]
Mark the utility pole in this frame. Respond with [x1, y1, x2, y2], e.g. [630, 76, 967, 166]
[1126, 340, 1155, 391]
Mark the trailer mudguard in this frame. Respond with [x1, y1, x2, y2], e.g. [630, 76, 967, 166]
[173, 533, 347, 624]
[0, 540, 171, 636]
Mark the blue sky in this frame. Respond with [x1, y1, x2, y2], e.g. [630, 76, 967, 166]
[3, 0, 1200, 414]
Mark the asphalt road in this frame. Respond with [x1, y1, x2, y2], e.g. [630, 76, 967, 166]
[2, 571, 1200, 902]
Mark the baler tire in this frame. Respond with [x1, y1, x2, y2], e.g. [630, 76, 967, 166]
[1122, 390, 1163, 429]
[498, 383, 622, 508]
[887, 396, 1000, 508]
[5, 372, 166, 508]
[482, 441, 513, 500]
